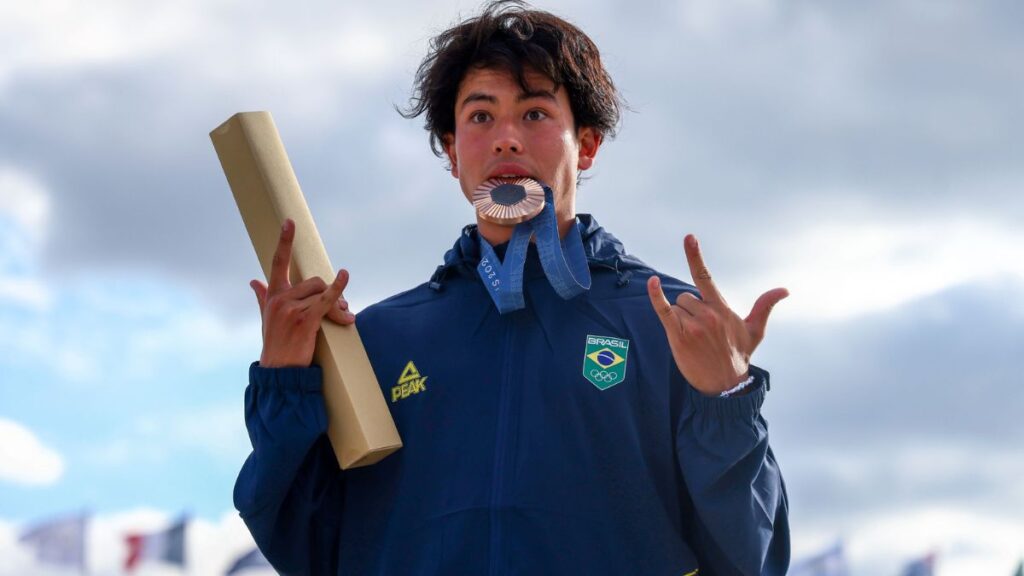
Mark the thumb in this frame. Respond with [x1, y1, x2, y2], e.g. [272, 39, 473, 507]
[250, 280, 268, 311]
[745, 287, 789, 348]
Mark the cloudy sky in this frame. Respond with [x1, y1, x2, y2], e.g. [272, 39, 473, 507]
[1, 0, 1022, 574]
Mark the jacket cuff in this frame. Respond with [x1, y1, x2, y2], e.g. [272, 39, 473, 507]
[684, 365, 769, 418]
[248, 361, 323, 393]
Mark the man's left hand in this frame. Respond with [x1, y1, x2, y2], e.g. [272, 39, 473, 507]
[647, 234, 789, 396]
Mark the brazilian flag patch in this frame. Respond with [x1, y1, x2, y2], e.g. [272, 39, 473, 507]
[583, 334, 630, 390]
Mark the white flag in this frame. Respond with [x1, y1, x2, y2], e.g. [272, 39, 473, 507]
[19, 512, 87, 570]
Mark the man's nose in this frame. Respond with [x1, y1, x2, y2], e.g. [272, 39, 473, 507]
[492, 123, 522, 154]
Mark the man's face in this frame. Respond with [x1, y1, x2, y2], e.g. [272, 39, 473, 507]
[444, 67, 600, 238]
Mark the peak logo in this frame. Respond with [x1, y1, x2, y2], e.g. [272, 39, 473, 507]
[392, 361, 428, 403]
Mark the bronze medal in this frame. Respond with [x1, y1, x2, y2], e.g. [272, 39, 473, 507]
[472, 177, 545, 225]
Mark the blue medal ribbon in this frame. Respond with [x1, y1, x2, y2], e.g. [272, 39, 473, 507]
[476, 185, 592, 314]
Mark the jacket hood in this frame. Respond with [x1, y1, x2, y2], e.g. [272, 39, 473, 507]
[428, 214, 652, 291]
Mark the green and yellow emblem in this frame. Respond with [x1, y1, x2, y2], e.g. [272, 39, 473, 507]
[583, 334, 629, 390]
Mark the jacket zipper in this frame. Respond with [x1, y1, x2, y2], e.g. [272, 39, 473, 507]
[489, 318, 515, 576]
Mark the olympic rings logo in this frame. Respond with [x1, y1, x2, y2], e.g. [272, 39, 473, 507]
[589, 369, 619, 383]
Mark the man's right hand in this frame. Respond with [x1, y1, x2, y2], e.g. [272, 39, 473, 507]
[250, 218, 355, 368]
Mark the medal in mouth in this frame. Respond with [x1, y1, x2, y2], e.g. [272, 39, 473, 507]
[472, 177, 546, 225]
[471, 178, 592, 314]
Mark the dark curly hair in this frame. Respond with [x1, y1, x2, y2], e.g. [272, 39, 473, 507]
[401, 0, 623, 159]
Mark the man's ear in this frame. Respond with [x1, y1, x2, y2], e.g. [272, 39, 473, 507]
[576, 127, 602, 171]
[443, 133, 459, 178]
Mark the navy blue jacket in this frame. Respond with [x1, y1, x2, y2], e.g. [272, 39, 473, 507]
[235, 216, 790, 575]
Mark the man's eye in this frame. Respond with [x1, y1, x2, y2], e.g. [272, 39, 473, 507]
[470, 111, 491, 123]
[525, 109, 548, 121]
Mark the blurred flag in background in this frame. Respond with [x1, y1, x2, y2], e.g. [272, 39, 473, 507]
[225, 546, 273, 575]
[899, 552, 937, 576]
[790, 540, 849, 576]
[123, 516, 187, 572]
[18, 512, 87, 572]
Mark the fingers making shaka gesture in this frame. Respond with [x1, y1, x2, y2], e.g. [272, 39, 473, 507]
[647, 234, 789, 396]
[250, 219, 355, 368]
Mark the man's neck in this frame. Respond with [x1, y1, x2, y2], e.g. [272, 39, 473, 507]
[476, 211, 577, 246]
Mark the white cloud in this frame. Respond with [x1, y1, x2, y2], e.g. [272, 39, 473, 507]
[0, 418, 64, 486]
[734, 212, 1024, 321]
[0, 165, 49, 236]
[791, 506, 1024, 576]
[0, 0, 425, 116]
[674, 0, 778, 40]
[0, 1, 206, 88]
[0, 518, 38, 576]
[787, 440, 1024, 574]
[0, 268, 261, 388]
[168, 404, 250, 461]
[788, 442, 1024, 503]
[104, 299, 262, 381]
[0, 154, 259, 390]
[0, 165, 53, 311]
[86, 402, 251, 468]
[0, 278, 50, 311]
[845, 507, 1024, 576]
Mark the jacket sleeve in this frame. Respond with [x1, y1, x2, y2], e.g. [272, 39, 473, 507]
[675, 364, 790, 576]
[233, 362, 344, 576]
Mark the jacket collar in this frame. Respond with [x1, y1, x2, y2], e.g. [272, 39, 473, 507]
[428, 214, 650, 291]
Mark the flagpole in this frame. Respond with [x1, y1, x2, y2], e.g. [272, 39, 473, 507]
[182, 513, 191, 576]
[80, 508, 89, 576]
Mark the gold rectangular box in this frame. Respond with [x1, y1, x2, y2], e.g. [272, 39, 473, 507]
[211, 111, 401, 469]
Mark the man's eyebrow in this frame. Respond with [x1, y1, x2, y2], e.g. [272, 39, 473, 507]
[460, 93, 496, 108]
[516, 89, 556, 103]
[459, 89, 557, 108]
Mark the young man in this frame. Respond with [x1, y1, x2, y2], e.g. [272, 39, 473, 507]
[237, 2, 791, 575]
